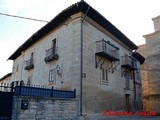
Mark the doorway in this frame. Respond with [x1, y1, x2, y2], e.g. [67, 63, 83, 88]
[125, 94, 130, 111]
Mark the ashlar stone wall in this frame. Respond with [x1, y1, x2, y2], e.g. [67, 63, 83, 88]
[138, 17, 160, 112]
[12, 96, 78, 120]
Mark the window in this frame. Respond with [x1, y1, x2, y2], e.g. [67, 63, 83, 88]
[49, 69, 56, 83]
[102, 69, 105, 80]
[102, 68, 108, 84]
[52, 39, 56, 54]
[52, 39, 56, 48]
[16, 65, 19, 72]
[125, 77, 130, 90]
[106, 70, 108, 81]
[30, 52, 34, 60]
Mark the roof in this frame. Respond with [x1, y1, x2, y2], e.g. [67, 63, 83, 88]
[132, 52, 145, 64]
[0, 73, 12, 81]
[8, 1, 138, 60]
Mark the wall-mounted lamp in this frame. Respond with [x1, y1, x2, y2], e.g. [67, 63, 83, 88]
[56, 65, 62, 77]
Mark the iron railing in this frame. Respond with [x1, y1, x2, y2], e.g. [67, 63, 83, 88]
[24, 59, 34, 70]
[121, 56, 137, 70]
[15, 85, 76, 98]
[96, 40, 119, 61]
[45, 47, 56, 57]
[1, 82, 76, 99]
[45, 47, 59, 62]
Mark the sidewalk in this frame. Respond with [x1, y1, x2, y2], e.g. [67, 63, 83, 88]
[106, 116, 160, 120]
[85, 114, 160, 120]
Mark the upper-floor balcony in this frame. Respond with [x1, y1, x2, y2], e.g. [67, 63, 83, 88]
[24, 59, 34, 70]
[44, 47, 59, 63]
[121, 56, 137, 70]
[95, 40, 120, 61]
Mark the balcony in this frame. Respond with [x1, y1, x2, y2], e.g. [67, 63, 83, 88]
[44, 47, 59, 63]
[121, 56, 137, 70]
[24, 59, 34, 70]
[95, 40, 120, 61]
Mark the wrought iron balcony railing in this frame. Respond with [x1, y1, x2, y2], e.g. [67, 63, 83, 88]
[121, 56, 137, 70]
[95, 40, 120, 61]
[24, 59, 34, 70]
[44, 47, 59, 63]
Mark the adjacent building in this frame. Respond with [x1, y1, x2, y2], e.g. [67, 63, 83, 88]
[138, 15, 160, 112]
[7, 1, 144, 117]
[0, 73, 12, 91]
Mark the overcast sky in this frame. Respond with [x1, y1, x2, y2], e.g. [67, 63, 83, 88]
[0, 0, 160, 78]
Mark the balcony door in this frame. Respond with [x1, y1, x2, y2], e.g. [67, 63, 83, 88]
[30, 52, 34, 60]
[52, 39, 56, 53]
[52, 39, 56, 47]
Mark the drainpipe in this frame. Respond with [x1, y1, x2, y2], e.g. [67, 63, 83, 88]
[20, 51, 24, 85]
[80, 5, 90, 116]
[133, 70, 136, 110]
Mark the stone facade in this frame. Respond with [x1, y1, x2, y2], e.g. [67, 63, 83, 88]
[138, 15, 160, 112]
[152, 15, 160, 32]
[12, 96, 77, 120]
[7, 1, 143, 118]
[80, 17, 143, 114]
[11, 16, 82, 90]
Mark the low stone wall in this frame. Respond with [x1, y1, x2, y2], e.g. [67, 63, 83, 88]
[12, 96, 78, 120]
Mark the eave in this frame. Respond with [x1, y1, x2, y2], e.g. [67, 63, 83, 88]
[8, 1, 138, 60]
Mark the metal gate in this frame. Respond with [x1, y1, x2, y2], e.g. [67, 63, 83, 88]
[0, 92, 14, 120]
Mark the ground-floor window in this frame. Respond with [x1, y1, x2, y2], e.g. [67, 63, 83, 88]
[49, 69, 56, 83]
[101, 68, 108, 84]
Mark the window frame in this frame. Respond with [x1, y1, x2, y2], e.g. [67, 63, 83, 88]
[101, 68, 108, 84]
[52, 38, 56, 48]
[49, 69, 56, 83]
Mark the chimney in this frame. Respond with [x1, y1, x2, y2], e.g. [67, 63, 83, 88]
[152, 15, 160, 31]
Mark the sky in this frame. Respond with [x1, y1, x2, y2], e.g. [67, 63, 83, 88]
[0, 0, 160, 78]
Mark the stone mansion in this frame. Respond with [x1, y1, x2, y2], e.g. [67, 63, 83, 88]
[1, 1, 145, 117]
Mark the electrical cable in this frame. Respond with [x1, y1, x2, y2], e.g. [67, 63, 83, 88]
[0, 12, 48, 23]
